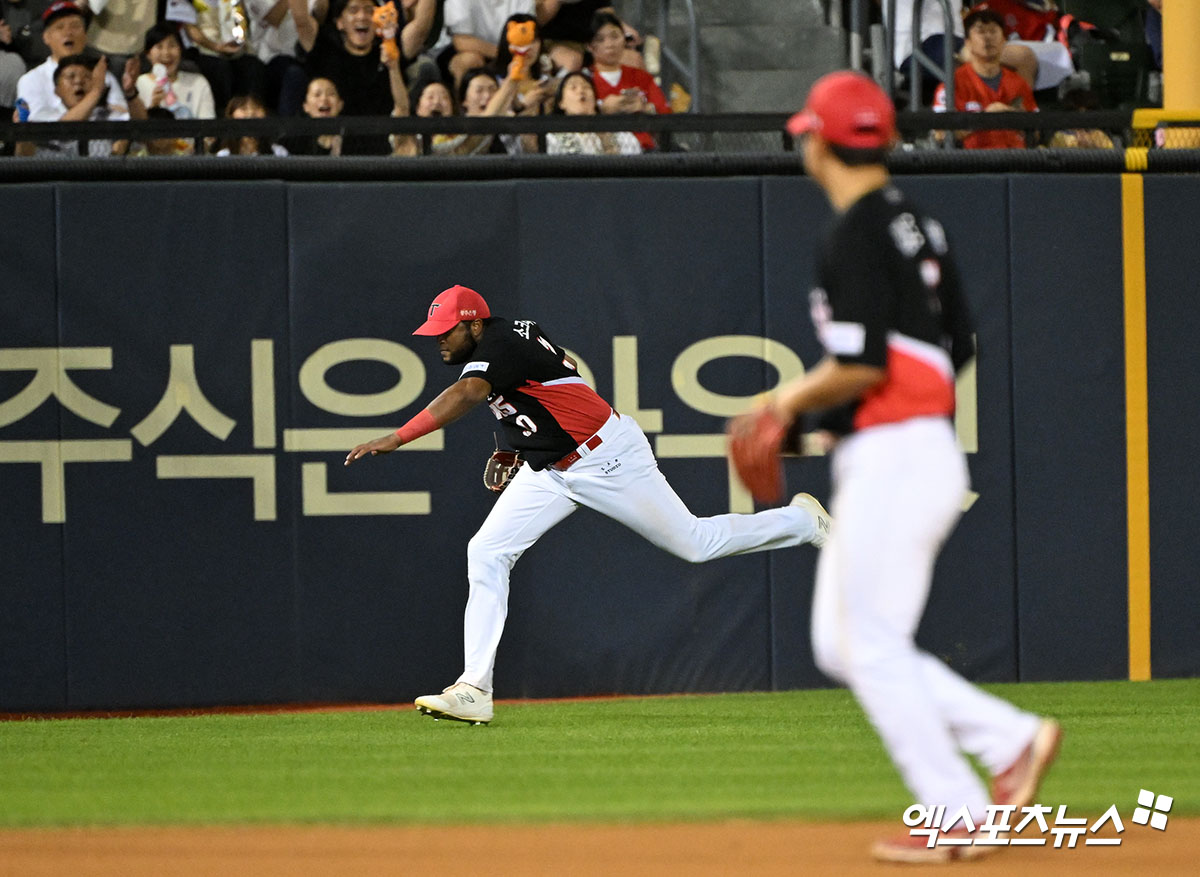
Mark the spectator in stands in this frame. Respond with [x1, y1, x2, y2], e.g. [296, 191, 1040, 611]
[933, 7, 1036, 149]
[135, 23, 216, 120]
[86, 0, 156, 73]
[131, 104, 195, 154]
[290, 0, 411, 154]
[184, 0, 269, 115]
[412, 73, 454, 115]
[20, 52, 130, 155]
[489, 12, 555, 115]
[970, 0, 1074, 91]
[280, 74, 345, 154]
[214, 92, 288, 154]
[587, 10, 667, 151]
[16, 2, 145, 124]
[545, 68, 638, 154]
[396, 0, 438, 83]
[0, 7, 26, 120]
[390, 74, 451, 154]
[245, 0, 326, 115]
[1, 0, 54, 69]
[539, 1, 640, 73]
[883, 0, 1038, 99]
[393, 64, 519, 155]
[457, 63, 521, 151]
[441, 0, 537, 87]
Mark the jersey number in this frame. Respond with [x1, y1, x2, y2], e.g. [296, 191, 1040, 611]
[488, 395, 538, 437]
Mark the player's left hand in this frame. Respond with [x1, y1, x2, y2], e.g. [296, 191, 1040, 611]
[726, 405, 787, 504]
[345, 433, 402, 465]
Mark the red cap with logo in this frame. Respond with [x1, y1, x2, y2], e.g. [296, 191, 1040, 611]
[413, 285, 491, 336]
[786, 71, 896, 150]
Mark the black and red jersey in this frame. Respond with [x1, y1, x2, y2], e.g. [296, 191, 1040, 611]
[457, 318, 613, 469]
[810, 185, 975, 436]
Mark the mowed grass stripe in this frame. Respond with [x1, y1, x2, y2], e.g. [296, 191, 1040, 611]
[0, 680, 1196, 827]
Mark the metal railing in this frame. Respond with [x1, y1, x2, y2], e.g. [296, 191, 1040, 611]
[3, 109, 1196, 183]
[630, 0, 701, 111]
[842, 0, 958, 114]
[884, 0, 957, 112]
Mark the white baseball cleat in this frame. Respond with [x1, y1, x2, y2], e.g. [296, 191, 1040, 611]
[415, 682, 493, 725]
[790, 493, 832, 548]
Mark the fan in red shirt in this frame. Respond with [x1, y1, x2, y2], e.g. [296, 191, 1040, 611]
[586, 10, 669, 151]
[934, 8, 1037, 149]
[974, 0, 1061, 42]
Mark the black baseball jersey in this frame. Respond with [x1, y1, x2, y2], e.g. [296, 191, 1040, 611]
[810, 185, 975, 435]
[457, 318, 613, 470]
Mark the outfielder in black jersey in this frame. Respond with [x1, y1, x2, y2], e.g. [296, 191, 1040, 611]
[346, 284, 831, 724]
[727, 72, 1060, 864]
[456, 316, 614, 470]
[810, 183, 975, 437]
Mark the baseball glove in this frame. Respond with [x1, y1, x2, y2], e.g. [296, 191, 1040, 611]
[483, 450, 523, 494]
[726, 406, 788, 505]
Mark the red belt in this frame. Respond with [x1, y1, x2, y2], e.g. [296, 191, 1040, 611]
[551, 433, 604, 471]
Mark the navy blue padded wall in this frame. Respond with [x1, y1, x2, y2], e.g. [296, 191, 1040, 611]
[1008, 176, 1127, 681]
[1143, 176, 1200, 678]
[0, 185, 68, 710]
[54, 182, 298, 708]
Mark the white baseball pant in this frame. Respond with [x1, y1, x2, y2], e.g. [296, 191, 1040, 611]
[458, 412, 820, 692]
[811, 416, 1039, 826]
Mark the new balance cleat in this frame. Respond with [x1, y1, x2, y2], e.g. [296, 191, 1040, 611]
[415, 682, 493, 725]
[790, 492, 832, 548]
[991, 718, 1063, 810]
[871, 829, 998, 864]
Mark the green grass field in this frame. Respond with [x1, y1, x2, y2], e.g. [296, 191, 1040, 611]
[1, 679, 1195, 828]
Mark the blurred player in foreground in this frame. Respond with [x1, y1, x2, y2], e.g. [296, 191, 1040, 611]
[346, 284, 831, 725]
[727, 71, 1061, 864]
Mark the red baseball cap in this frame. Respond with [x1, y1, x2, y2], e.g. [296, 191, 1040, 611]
[413, 285, 491, 336]
[42, 1, 86, 25]
[787, 71, 897, 150]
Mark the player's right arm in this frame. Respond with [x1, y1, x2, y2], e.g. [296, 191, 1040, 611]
[344, 376, 492, 464]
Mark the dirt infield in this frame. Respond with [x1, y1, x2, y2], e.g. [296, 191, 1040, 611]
[0, 818, 1194, 876]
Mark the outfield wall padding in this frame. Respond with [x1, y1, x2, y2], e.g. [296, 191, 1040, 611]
[1143, 177, 1200, 678]
[0, 175, 1187, 711]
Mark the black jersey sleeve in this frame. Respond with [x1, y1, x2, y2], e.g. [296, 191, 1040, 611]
[817, 221, 893, 369]
[936, 247, 976, 371]
[455, 320, 526, 393]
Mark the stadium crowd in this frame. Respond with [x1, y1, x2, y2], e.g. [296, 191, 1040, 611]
[0, 0, 1164, 157]
[1, 0, 672, 156]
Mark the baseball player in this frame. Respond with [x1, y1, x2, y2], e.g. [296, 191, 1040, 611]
[728, 72, 1060, 863]
[345, 284, 831, 725]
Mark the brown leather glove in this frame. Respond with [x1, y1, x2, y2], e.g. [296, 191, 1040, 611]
[483, 450, 523, 494]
